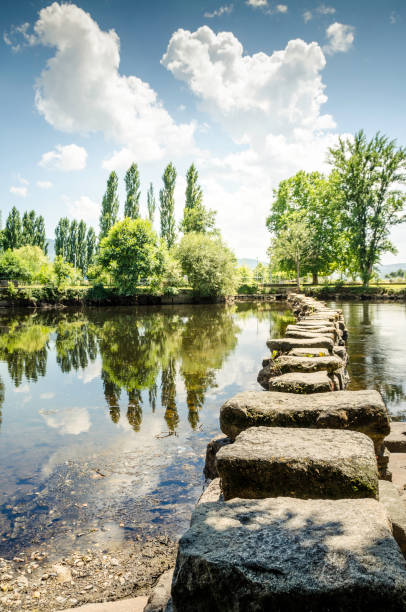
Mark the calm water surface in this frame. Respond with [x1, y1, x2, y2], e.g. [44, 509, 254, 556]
[0, 302, 294, 558]
[0, 300, 405, 559]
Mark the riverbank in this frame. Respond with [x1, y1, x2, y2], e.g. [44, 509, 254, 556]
[303, 284, 406, 301]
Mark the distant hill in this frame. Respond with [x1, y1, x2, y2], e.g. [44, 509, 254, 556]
[378, 263, 406, 276]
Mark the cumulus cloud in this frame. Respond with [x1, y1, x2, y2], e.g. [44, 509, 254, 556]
[324, 22, 355, 55]
[303, 10, 313, 22]
[246, 0, 268, 6]
[246, 0, 287, 13]
[32, 2, 195, 163]
[3, 22, 37, 52]
[162, 25, 345, 256]
[39, 144, 87, 171]
[10, 185, 28, 197]
[36, 180, 53, 189]
[204, 4, 233, 18]
[317, 4, 336, 15]
[64, 195, 100, 226]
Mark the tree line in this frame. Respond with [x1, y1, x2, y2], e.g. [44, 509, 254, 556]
[268, 130, 406, 287]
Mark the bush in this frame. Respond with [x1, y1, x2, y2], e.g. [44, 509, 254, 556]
[0, 246, 53, 284]
[176, 232, 237, 296]
[238, 283, 259, 295]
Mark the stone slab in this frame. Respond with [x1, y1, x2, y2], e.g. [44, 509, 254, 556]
[267, 371, 334, 393]
[285, 330, 335, 340]
[144, 569, 174, 612]
[171, 496, 406, 611]
[289, 347, 330, 357]
[385, 422, 406, 452]
[267, 337, 334, 354]
[271, 355, 344, 374]
[203, 435, 232, 480]
[388, 453, 406, 490]
[379, 479, 406, 557]
[216, 426, 378, 501]
[220, 390, 390, 453]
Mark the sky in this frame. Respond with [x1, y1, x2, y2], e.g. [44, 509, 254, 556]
[1, 0, 406, 263]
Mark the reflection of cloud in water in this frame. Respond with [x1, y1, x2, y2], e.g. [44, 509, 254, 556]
[78, 360, 102, 384]
[40, 392, 56, 400]
[14, 383, 30, 394]
[40, 407, 91, 435]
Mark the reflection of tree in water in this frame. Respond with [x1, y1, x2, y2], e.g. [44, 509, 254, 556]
[102, 370, 121, 424]
[0, 315, 53, 387]
[161, 358, 179, 431]
[149, 382, 157, 413]
[127, 389, 143, 431]
[56, 318, 98, 373]
[0, 375, 4, 429]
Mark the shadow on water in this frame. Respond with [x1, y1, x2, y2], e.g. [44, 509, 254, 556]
[0, 302, 294, 557]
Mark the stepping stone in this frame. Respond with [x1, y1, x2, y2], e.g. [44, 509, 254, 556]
[203, 435, 232, 479]
[171, 495, 406, 612]
[267, 371, 334, 393]
[385, 422, 406, 452]
[219, 390, 390, 453]
[267, 337, 334, 354]
[216, 426, 378, 500]
[285, 330, 335, 340]
[379, 479, 406, 557]
[265, 355, 344, 375]
[289, 347, 330, 357]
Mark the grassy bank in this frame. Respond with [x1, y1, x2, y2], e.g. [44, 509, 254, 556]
[301, 284, 406, 300]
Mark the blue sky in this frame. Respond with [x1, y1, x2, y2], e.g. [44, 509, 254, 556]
[1, 0, 406, 262]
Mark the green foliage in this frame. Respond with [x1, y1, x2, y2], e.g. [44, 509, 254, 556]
[151, 249, 184, 296]
[180, 163, 216, 234]
[86, 227, 97, 273]
[98, 218, 165, 293]
[124, 163, 141, 219]
[100, 171, 119, 239]
[328, 130, 406, 286]
[55, 217, 70, 259]
[159, 162, 177, 248]
[0, 246, 53, 283]
[185, 164, 203, 210]
[176, 232, 237, 296]
[53, 255, 81, 288]
[68, 219, 78, 266]
[4, 207, 22, 250]
[253, 262, 268, 283]
[147, 182, 156, 223]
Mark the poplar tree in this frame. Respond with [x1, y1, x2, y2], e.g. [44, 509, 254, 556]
[185, 163, 203, 210]
[22, 210, 36, 245]
[55, 217, 70, 259]
[4, 207, 22, 250]
[124, 163, 140, 219]
[159, 162, 177, 249]
[77, 220, 87, 273]
[147, 183, 156, 223]
[180, 163, 215, 234]
[100, 171, 119, 239]
[68, 220, 78, 267]
[86, 227, 97, 272]
[34, 215, 48, 253]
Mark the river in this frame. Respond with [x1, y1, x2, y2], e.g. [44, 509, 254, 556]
[0, 300, 404, 560]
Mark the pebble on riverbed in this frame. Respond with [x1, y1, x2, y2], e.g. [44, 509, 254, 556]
[0, 535, 176, 611]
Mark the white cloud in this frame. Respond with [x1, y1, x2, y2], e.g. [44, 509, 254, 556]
[162, 26, 345, 257]
[40, 392, 56, 399]
[33, 2, 195, 163]
[303, 10, 313, 22]
[39, 143, 87, 171]
[14, 384, 30, 393]
[317, 4, 336, 15]
[390, 11, 397, 24]
[324, 22, 355, 55]
[204, 4, 234, 18]
[275, 4, 288, 13]
[65, 195, 100, 226]
[78, 360, 102, 384]
[36, 180, 53, 189]
[40, 406, 91, 435]
[10, 185, 28, 197]
[3, 22, 37, 52]
[246, 0, 268, 6]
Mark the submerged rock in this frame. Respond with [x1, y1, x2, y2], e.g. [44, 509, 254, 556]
[171, 496, 406, 611]
[216, 426, 378, 501]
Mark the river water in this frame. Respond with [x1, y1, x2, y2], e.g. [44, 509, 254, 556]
[0, 300, 404, 559]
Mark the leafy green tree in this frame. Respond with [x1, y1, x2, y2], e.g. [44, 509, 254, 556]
[53, 255, 80, 288]
[254, 262, 267, 283]
[100, 171, 119, 239]
[22, 211, 36, 246]
[147, 182, 156, 223]
[268, 212, 313, 290]
[86, 227, 97, 273]
[267, 171, 341, 284]
[98, 218, 165, 293]
[180, 163, 216, 234]
[55, 217, 70, 259]
[329, 130, 406, 286]
[124, 163, 141, 219]
[176, 232, 237, 296]
[77, 220, 87, 273]
[159, 163, 177, 248]
[34, 215, 47, 253]
[68, 220, 78, 267]
[0, 246, 53, 283]
[4, 207, 22, 250]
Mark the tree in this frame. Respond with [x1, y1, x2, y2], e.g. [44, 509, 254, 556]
[86, 227, 97, 273]
[176, 232, 237, 296]
[4, 207, 22, 250]
[147, 183, 156, 223]
[267, 171, 341, 284]
[34, 215, 47, 253]
[98, 218, 165, 292]
[180, 163, 216, 234]
[22, 210, 36, 246]
[124, 163, 141, 219]
[77, 220, 87, 273]
[254, 262, 267, 283]
[0, 246, 53, 284]
[159, 163, 177, 248]
[55, 217, 70, 259]
[100, 171, 119, 239]
[68, 220, 78, 267]
[268, 213, 313, 290]
[329, 130, 406, 286]
[53, 255, 80, 288]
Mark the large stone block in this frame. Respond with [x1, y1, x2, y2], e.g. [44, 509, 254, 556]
[285, 329, 335, 340]
[216, 426, 378, 501]
[267, 336, 334, 354]
[171, 496, 406, 611]
[379, 479, 406, 557]
[267, 371, 334, 393]
[203, 435, 232, 480]
[220, 389, 390, 453]
[385, 422, 406, 452]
